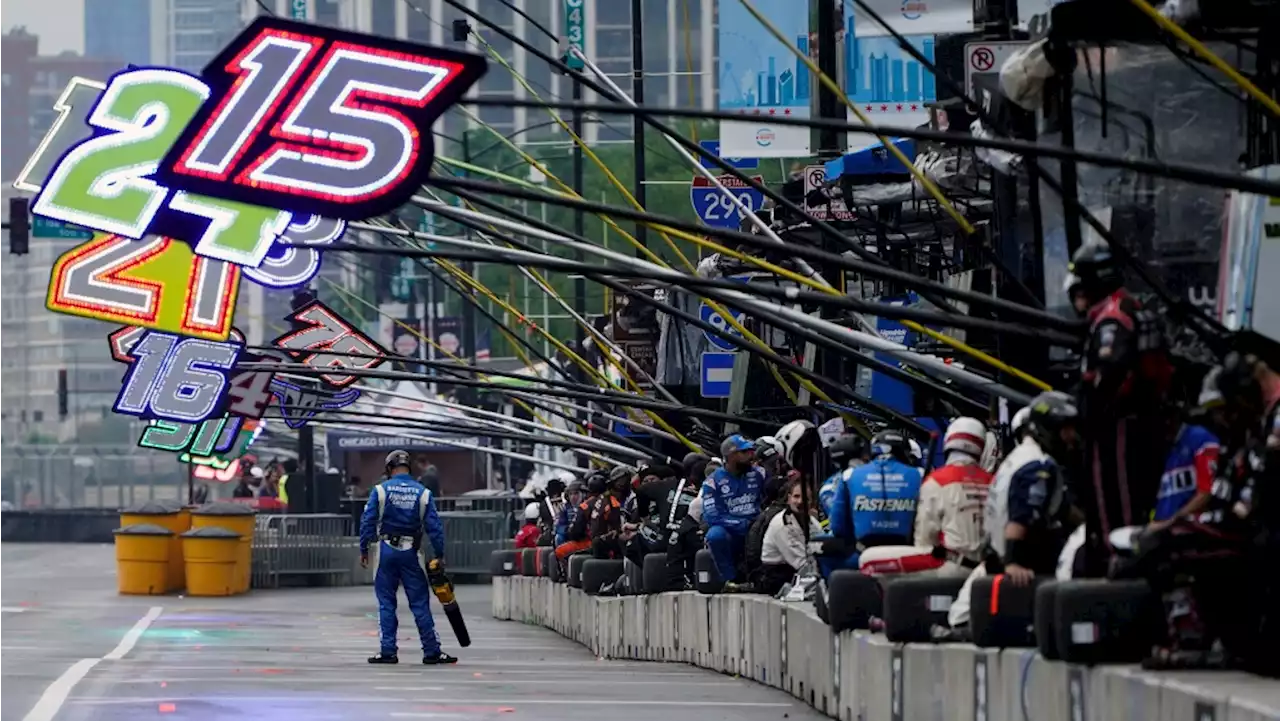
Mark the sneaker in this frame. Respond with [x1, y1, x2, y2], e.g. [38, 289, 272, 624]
[368, 653, 399, 664]
[423, 652, 459, 665]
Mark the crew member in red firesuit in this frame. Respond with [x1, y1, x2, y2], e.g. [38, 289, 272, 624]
[1065, 243, 1174, 576]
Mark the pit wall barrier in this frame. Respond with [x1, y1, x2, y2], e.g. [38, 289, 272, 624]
[493, 576, 1280, 721]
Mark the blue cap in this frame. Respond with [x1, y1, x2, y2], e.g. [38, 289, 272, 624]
[719, 434, 754, 456]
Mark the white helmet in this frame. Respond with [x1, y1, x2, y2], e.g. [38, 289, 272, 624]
[1011, 406, 1032, 437]
[776, 419, 816, 466]
[943, 417, 987, 458]
[523, 502, 541, 521]
[907, 438, 924, 464]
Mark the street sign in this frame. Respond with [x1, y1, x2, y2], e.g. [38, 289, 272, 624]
[802, 165, 854, 221]
[697, 140, 758, 170]
[700, 352, 738, 398]
[563, 0, 586, 70]
[690, 174, 765, 230]
[699, 299, 745, 351]
[32, 216, 93, 240]
[963, 41, 1029, 100]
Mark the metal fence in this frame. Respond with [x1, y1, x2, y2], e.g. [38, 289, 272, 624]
[438, 511, 513, 575]
[2, 445, 186, 509]
[251, 513, 360, 589]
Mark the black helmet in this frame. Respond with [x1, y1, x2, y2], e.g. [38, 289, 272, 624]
[384, 450, 411, 471]
[1217, 352, 1262, 407]
[1065, 243, 1123, 300]
[870, 429, 909, 461]
[1026, 391, 1079, 448]
[828, 434, 867, 464]
[682, 452, 710, 479]
[585, 471, 607, 495]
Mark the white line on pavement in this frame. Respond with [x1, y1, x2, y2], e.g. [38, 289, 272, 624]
[69, 697, 793, 708]
[97, 677, 738, 686]
[1, 606, 30, 612]
[20, 605, 163, 721]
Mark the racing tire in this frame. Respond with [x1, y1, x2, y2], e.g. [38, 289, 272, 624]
[520, 548, 538, 577]
[623, 558, 644, 595]
[567, 554, 590, 588]
[694, 548, 723, 595]
[970, 574, 1044, 648]
[642, 552, 667, 594]
[826, 570, 882, 632]
[490, 549, 519, 577]
[1052, 579, 1162, 664]
[582, 559, 625, 596]
[549, 552, 565, 583]
[536, 547, 554, 577]
[1034, 581, 1063, 659]
[881, 575, 966, 643]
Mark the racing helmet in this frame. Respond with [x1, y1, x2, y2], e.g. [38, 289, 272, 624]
[682, 452, 710, 480]
[943, 417, 987, 458]
[1026, 391, 1080, 449]
[523, 502, 541, 521]
[1011, 406, 1032, 438]
[908, 438, 924, 465]
[753, 435, 784, 462]
[1216, 352, 1262, 408]
[585, 471, 608, 495]
[776, 419, 817, 466]
[384, 449, 412, 472]
[1064, 243, 1123, 301]
[827, 434, 867, 465]
[870, 429, 909, 461]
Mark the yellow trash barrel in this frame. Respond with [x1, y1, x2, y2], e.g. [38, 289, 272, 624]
[191, 502, 256, 593]
[114, 523, 174, 595]
[181, 526, 242, 597]
[120, 499, 188, 592]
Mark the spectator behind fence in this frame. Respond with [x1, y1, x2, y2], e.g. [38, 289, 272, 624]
[514, 503, 541, 548]
[702, 435, 765, 591]
[665, 454, 711, 590]
[757, 479, 823, 596]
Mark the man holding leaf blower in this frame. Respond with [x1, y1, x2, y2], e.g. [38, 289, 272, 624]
[360, 450, 467, 665]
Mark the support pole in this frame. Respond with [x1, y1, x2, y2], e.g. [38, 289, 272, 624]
[460, 132, 478, 405]
[631, 0, 648, 253]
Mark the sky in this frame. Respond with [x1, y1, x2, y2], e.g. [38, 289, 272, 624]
[3, 0, 85, 54]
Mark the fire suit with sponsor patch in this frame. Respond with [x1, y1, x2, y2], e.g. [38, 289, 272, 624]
[913, 455, 993, 576]
[828, 458, 923, 569]
[700, 465, 766, 582]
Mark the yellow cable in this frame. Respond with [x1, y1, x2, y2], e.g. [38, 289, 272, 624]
[735, 0, 975, 235]
[1126, 0, 1280, 119]
[319, 277, 561, 430]
[440, 158, 1054, 392]
[382, 215, 706, 454]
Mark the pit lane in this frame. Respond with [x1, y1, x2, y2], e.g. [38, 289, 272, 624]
[3, 544, 825, 721]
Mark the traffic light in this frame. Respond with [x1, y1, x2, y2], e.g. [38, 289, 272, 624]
[57, 369, 68, 418]
[8, 197, 29, 255]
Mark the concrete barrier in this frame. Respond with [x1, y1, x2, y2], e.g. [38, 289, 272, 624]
[493, 576, 1280, 721]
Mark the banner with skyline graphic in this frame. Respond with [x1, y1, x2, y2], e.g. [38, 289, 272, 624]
[717, 0, 811, 157]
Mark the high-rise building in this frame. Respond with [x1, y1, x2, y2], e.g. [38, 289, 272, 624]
[84, 0, 159, 67]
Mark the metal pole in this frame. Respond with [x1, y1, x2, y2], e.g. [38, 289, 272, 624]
[816, 0, 842, 158]
[630, 0, 648, 253]
[460, 132, 478, 403]
[572, 80, 586, 350]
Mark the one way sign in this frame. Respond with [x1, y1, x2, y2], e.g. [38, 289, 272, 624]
[701, 352, 738, 398]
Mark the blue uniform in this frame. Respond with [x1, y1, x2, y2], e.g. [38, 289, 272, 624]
[555, 499, 580, 546]
[700, 465, 765, 582]
[359, 474, 446, 658]
[828, 458, 923, 547]
[819, 468, 852, 521]
[1153, 424, 1219, 522]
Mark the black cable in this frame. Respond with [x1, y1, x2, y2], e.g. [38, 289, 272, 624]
[430, 0, 971, 318]
[431, 205, 987, 421]
[510, 396, 679, 466]
[846, 0, 1230, 341]
[424, 177, 1084, 333]
[316, 237, 1082, 346]
[457, 98, 1280, 200]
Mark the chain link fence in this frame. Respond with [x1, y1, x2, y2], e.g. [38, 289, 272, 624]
[1, 445, 187, 509]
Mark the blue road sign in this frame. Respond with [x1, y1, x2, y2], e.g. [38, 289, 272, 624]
[698, 140, 759, 170]
[701, 352, 738, 398]
[690, 174, 766, 230]
[699, 300, 745, 351]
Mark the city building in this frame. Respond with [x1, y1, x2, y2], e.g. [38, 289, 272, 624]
[83, 0, 245, 73]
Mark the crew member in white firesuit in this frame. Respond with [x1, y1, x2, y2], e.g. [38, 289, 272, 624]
[913, 417, 994, 577]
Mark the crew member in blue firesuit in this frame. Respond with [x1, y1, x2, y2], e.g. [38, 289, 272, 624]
[819, 434, 870, 523]
[827, 429, 923, 569]
[359, 450, 458, 665]
[701, 434, 766, 590]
